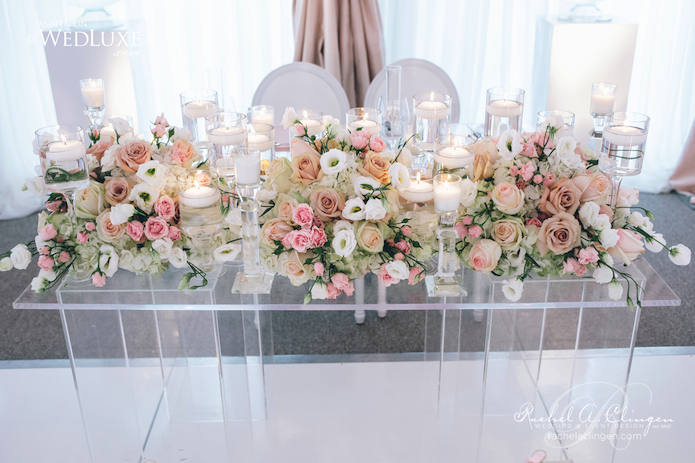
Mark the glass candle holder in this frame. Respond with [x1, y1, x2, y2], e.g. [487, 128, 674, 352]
[599, 112, 650, 208]
[537, 110, 575, 139]
[484, 87, 524, 137]
[289, 110, 326, 138]
[181, 89, 219, 148]
[433, 174, 462, 224]
[590, 83, 618, 149]
[399, 170, 434, 204]
[248, 105, 274, 126]
[98, 115, 134, 143]
[346, 107, 381, 134]
[433, 133, 476, 177]
[179, 184, 223, 272]
[234, 147, 262, 198]
[232, 198, 274, 294]
[413, 92, 451, 152]
[247, 123, 275, 178]
[80, 78, 105, 127]
[36, 124, 89, 194]
[206, 112, 247, 191]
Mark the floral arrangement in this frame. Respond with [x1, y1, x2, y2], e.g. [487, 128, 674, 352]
[2, 115, 241, 292]
[454, 127, 691, 306]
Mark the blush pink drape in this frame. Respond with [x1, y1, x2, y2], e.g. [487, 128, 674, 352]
[292, 0, 385, 108]
[669, 118, 695, 195]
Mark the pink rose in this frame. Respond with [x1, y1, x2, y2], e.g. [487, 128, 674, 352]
[168, 226, 181, 242]
[46, 201, 61, 212]
[395, 240, 411, 254]
[351, 133, 368, 150]
[39, 224, 57, 241]
[154, 195, 176, 221]
[574, 142, 591, 162]
[314, 262, 325, 276]
[393, 252, 404, 260]
[469, 225, 483, 238]
[283, 229, 313, 253]
[608, 229, 645, 262]
[521, 140, 538, 158]
[86, 140, 112, 161]
[538, 178, 582, 216]
[543, 173, 556, 188]
[369, 136, 386, 152]
[598, 204, 614, 221]
[575, 264, 587, 276]
[378, 263, 399, 287]
[113, 140, 153, 173]
[144, 217, 169, 241]
[152, 124, 166, 138]
[462, 216, 473, 226]
[468, 239, 502, 273]
[331, 273, 354, 296]
[618, 188, 640, 207]
[310, 226, 327, 248]
[408, 267, 425, 285]
[578, 247, 599, 265]
[571, 172, 611, 204]
[194, 171, 212, 186]
[401, 225, 412, 236]
[261, 218, 295, 247]
[509, 166, 519, 176]
[526, 218, 542, 228]
[536, 212, 581, 256]
[77, 232, 90, 243]
[154, 113, 169, 126]
[58, 251, 71, 263]
[533, 174, 543, 184]
[277, 198, 299, 222]
[169, 139, 197, 168]
[92, 273, 106, 287]
[294, 123, 306, 136]
[292, 203, 314, 228]
[490, 182, 525, 214]
[456, 222, 469, 239]
[40, 246, 49, 255]
[85, 222, 96, 231]
[38, 255, 54, 271]
[520, 161, 535, 182]
[310, 188, 345, 222]
[126, 220, 145, 242]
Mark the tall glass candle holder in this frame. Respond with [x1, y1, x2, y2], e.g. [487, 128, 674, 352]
[232, 198, 274, 294]
[248, 105, 274, 125]
[484, 87, 524, 137]
[413, 92, 451, 152]
[80, 78, 105, 127]
[179, 184, 223, 272]
[248, 124, 275, 179]
[589, 82, 617, 150]
[36, 125, 89, 220]
[381, 65, 407, 150]
[289, 110, 326, 138]
[346, 107, 381, 134]
[537, 110, 575, 139]
[206, 112, 247, 191]
[427, 174, 465, 297]
[599, 112, 650, 209]
[181, 89, 219, 149]
[234, 147, 262, 199]
[98, 115, 134, 143]
[433, 133, 476, 177]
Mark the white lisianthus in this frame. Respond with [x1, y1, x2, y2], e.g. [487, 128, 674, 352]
[593, 265, 613, 284]
[109, 203, 136, 226]
[109, 117, 131, 136]
[24, 176, 46, 197]
[627, 211, 644, 227]
[152, 237, 173, 259]
[39, 268, 57, 282]
[668, 244, 691, 266]
[645, 233, 664, 253]
[169, 247, 188, 268]
[333, 229, 357, 257]
[136, 160, 167, 188]
[496, 130, 523, 160]
[385, 260, 409, 280]
[354, 176, 381, 199]
[281, 107, 298, 129]
[320, 148, 348, 175]
[31, 275, 48, 292]
[641, 219, 654, 234]
[460, 178, 479, 207]
[549, 136, 582, 175]
[607, 279, 624, 300]
[0, 257, 13, 271]
[396, 147, 413, 167]
[11, 244, 31, 270]
[129, 183, 160, 213]
[578, 202, 600, 229]
[311, 280, 329, 300]
[388, 162, 411, 191]
[333, 220, 353, 234]
[364, 198, 387, 221]
[502, 278, 524, 301]
[257, 184, 278, 202]
[599, 228, 620, 249]
[213, 242, 242, 263]
[593, 214, 612, 232]
[170, 127, 191, 142]
[99, 245, 120, 277]
[343, 198, 367, 220]
[336, 128, 351, 143]
[100, 145, 118, 171]
[382, 150, 397, 162]
[506, 247, 526, 269]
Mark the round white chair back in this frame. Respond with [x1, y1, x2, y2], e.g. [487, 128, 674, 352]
[363, 58, 460, 123]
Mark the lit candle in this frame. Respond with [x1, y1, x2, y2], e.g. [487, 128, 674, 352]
[413, 92, 451, 120]
[253, 109, 274, 126]
[434, 180, 461, 212]
[247, 132, 274, 152]
[348, 113, 379, 132]
[591, 92, 616, 114]
[183, 100, 219, 119]
[235, 155, 261, 186]
[207, 126, 246, 145]
[433, 147, 474, 168]
[400, 172, 434, 203]
[99, 125, 133, 141]
[290, 111, 326, 136]
[603, 125, 648, 146]
[180, 183, 221, 208]
[47, 135, 86, 161]
[81, 79, 104, 108]
[486, 99, 523, 117]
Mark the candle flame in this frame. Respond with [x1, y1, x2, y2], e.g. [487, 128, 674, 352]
[430, 92, 434, 102]
[248, 125, 256, 135]
[363, 112, 368, 121]
[416, 172, 421, 183]
[194, 180, 200, 189]
[303, 110, 308, 119]
[60, 135, 67, 145]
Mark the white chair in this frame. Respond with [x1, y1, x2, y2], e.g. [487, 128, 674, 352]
[363, 58, 460, 123]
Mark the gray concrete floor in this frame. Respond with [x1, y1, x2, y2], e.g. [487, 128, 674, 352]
[0, 192, 693, 360]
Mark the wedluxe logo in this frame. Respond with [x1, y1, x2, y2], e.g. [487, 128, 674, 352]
[28, 25, 141, 56]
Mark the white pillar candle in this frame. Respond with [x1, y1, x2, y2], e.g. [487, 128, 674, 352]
[348, 119, 380, 133]
[603, 126, 648, 146]
[486, 100, 523, 117]
[81, 85, 104, 108]
[433, 147, 474, 168]
[591, 93, 616, 114]
[208, 126, 247, 145]
[235, 156, 261, 185]
[400, 174, 434, 203]
[253, 111, 274, 126]
[247, 133, 274, 152]
[47, 138, 86, 161]
[180, 185, 221, 208]
[413, 101, 451, 120]
[289, 119, 325, 137]
[434, 181, 461, 212]
[183, 100, 219, 119]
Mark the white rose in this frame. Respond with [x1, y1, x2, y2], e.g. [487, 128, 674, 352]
[496, 130, 523, 160]
[502, 278, 524, 301]
[599, 228, 620, 249]
[0, 257, 13, 271]
[129, 183, 160, 213]
[593, 265, 613, 284]
[213, 242, 241, 263]
[382, 150, 397, 162]
[109, 203, 135, 226]
[320, 148, 348, 175]
[388, 162, 411, 191]
[342, 198, 367, 221]
[385, 260, 409, 280]
[607, 280, 624, 300]
[333, 229, 357, 257]
[39, 268, 57, 282]
[31, 276, 46, 292]
[669, 244, 691, 266]
[99, 245, 120, 277]
[397, 147, 413, 167]
[152, 237, 173, 259]
[281, 107, 298, 129]
[311, 280, 329, 300]
[364, 198, 387, 221]
[11, 244, 32, 270]
[100, 145, 118, 171]
[136, 160, 167, 188]
[578, 202, 600, 229]
[169, 247, 188, 268]
[24, 176, 46, 197]
[257, 184, 278, 202]
[354, 176, 381, 199]
[549, 136, 582, 174]
[593, 214, 612, 232]
[333, 220, 353, 234]
[170, 127, 191, 142]
[460, 178, 478, 207]
[627, 211, 644, 227]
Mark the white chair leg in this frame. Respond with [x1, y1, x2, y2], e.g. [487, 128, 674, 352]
[377, 284, 387, 318]
[355, 310, 366, 324]
[354, 277, 365, 324]
[473, 308, 484, 323]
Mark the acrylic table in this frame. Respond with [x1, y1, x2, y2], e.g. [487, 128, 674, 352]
[13, 257, 680, 463]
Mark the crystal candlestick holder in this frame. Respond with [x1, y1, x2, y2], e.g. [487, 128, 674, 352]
[589, 82, 617, 151]
[247, 124, 275, 179]
[206, 112, 247, 191]
[426, 174, 465, 297]
[484, 87, 524, 138]
[232, 198, 274, 294]
[179, 184, 224, 272]
[181, 89, 219, 149]
[80, 78, 105, 127]
[413, 92, 451, 152]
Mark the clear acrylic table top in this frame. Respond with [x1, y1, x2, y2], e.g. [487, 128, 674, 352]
[13, 256, 680, 311]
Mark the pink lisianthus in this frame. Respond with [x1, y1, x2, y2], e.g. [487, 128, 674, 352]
[283, 229, 312, 253]
[394, 252, 405, 260]
[314, 262, 325, 276]
[92, 273, 106, 287]
[292, 203, 314, 228]
[313, 216, 325, 229]
[38, 224, 57, 241]
[408, 266, 424, 285]
[38, 255, 54, 271]
[369, 136, 387, 152]
[575, 264, 587, 276]
[543, 173, 556, 188]
[526, 218, 542, 228]
[310, 226, 327, 247]
[469, 225, 483, 238]
[509, 165, 519, 177]
[455, 221, 469, 239]
[294, 123, 306, 136]
[152, 124, 166, 138]
[401, 225, 412, 236]
[144, 217, 169, 241]
[598, 204, 614, 221]
[395, 240, 411, 254]
[77, 232, 90, 244]
[126, 220, 145, 242]
[462, 216, 473, 226]
[533, 174, 543, 184]
[85, 222, 96, 231]
[154, 195, 176, 221]
[350, 133, 369, 150]
[58, 251, 71, 263]
[331, 273, 354, 296]
[378, 263, 399, 287]
[578, 247, 599, 265]
[326, 282, 341, 299]
[46, 201, 61, 212]
[154, 113, 169, 127]
[562, 258, 581, 275]
[167, 226, 181, 242]
[40, 246, 49, 255]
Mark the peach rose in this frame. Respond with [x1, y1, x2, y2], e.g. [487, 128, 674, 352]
[491, 219, 524, 251]
[472, 140, 499, 181]
[291, 150, 323, 186]
[281, 250, 313, 285]
[571, 172, 611, 204]
[490, 182, 525, 214]
[468, 239, 502, 273]
[261, 218, 295, 247]
[537, 212, 581, 256]
[169, 139, 198, 168]
[309, 188, 345, 221]
[538, 178, 582, 216]
[113, 140, 152, 173]
[87, 140, 112, 161]
[608, 229, 645, 263]
[277, 198, 299, 222]
[313, 137, 339, 152]
[104, 177, 132, 206]
[96, 210, 127, 243]
[359, 151, 391, 184]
